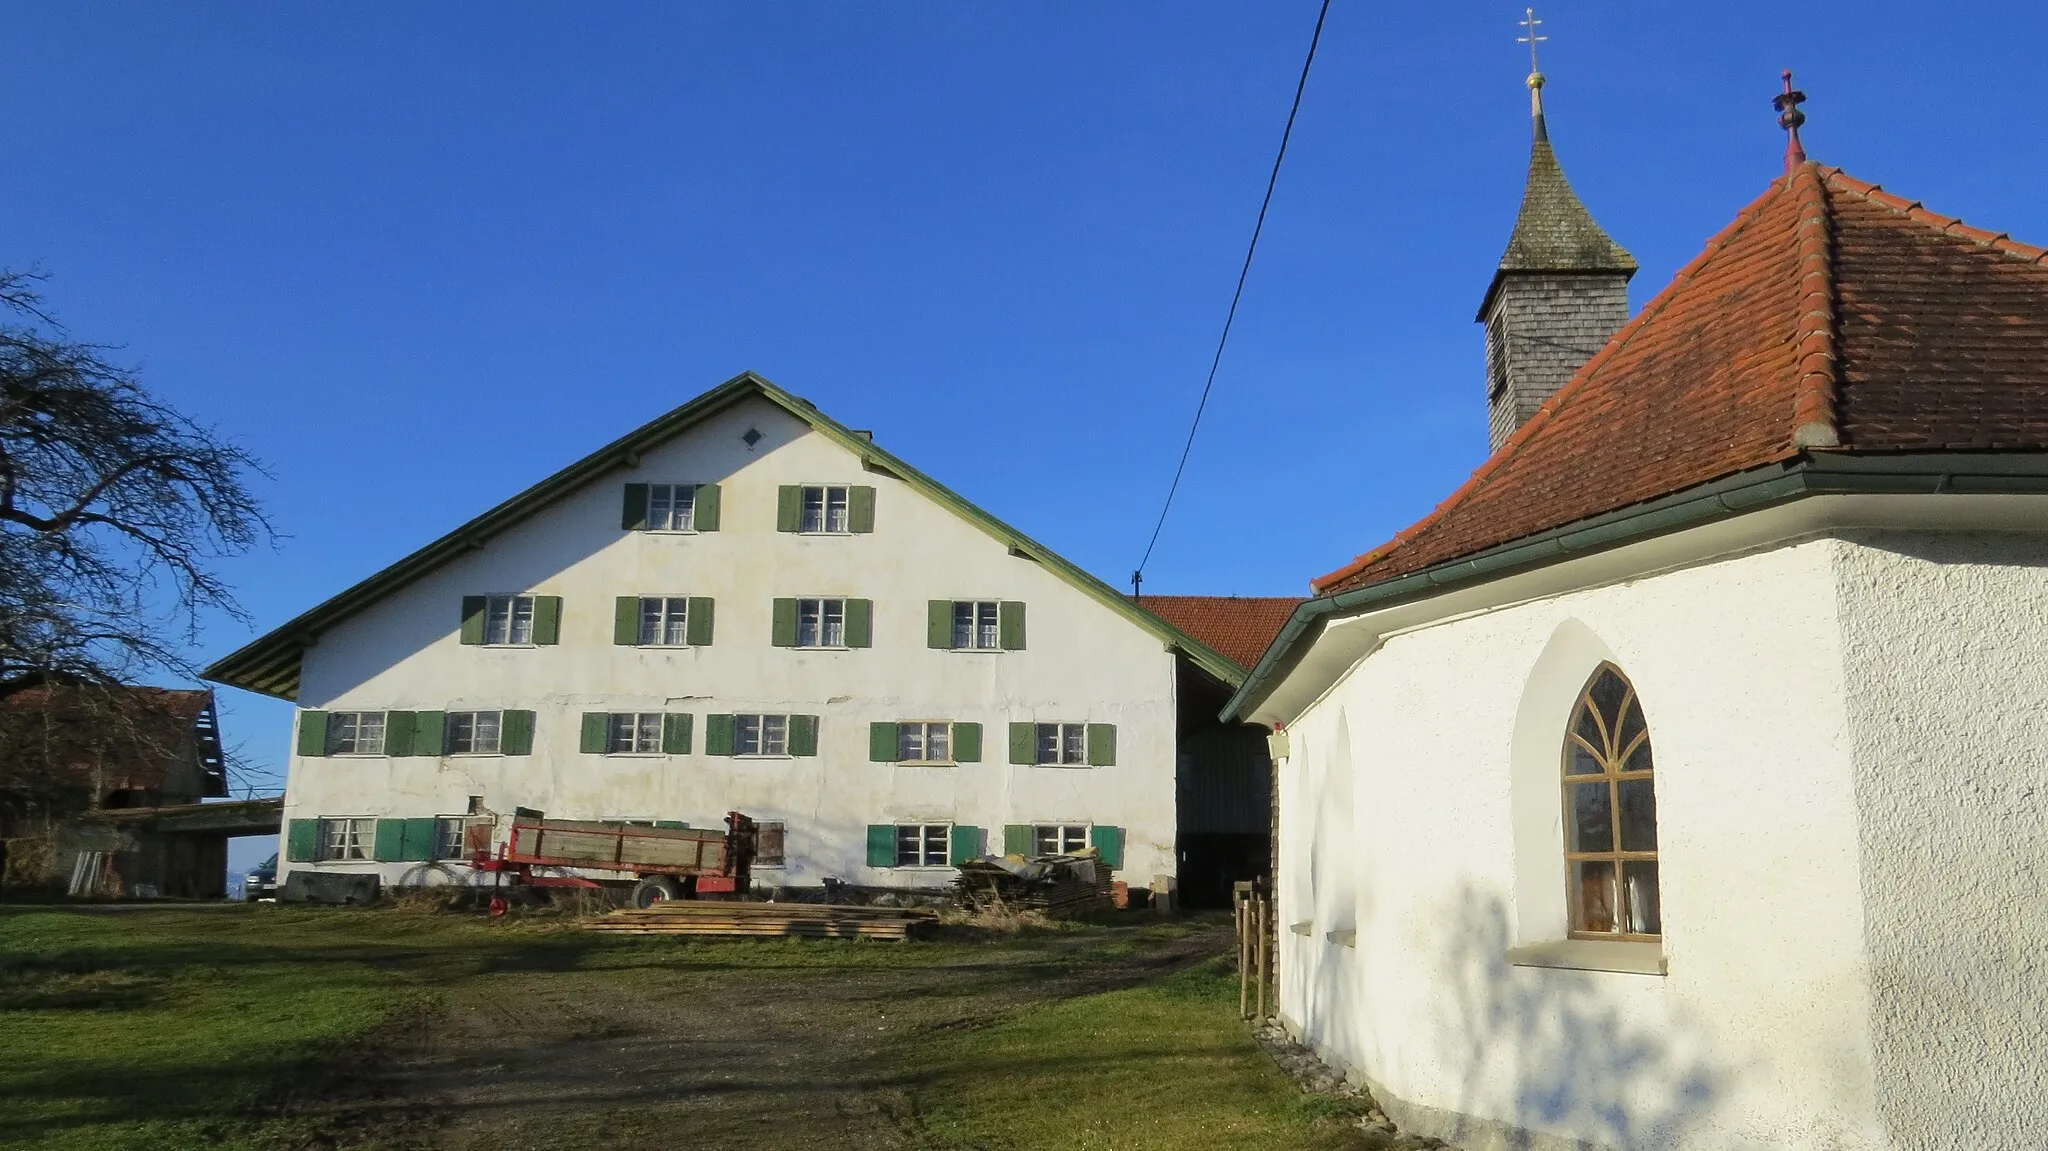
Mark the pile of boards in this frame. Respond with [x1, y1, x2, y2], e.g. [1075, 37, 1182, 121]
[952, 850, 1114, 917]
[586, 900, 938, 941]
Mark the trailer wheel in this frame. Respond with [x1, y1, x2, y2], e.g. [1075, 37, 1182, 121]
[630, 875, 679, 909]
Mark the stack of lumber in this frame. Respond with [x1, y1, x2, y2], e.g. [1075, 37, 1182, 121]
[585, 900, 938, 941]
[953, 850, 1114, 918]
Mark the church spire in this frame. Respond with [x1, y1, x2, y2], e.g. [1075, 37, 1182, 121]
[1479, 10, 1638, 452]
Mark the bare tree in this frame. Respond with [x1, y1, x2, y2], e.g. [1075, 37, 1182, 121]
[0, 269, 269, 693]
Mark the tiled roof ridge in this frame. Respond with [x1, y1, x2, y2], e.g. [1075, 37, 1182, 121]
[1821, 166, 2048, 266]
[1788, 163, 1843, 449]
[1310, 171, 1803, 594]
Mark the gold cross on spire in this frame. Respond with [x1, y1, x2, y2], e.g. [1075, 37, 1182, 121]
[1518, 8, 1547, 80]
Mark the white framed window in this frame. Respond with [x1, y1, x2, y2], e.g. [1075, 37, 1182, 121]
[734, 714, 790, 757]
[646, 483, 697, 532]
[756, 821, 786, 867]
[800, 485, 851, 534]
[606, 712, 664, 755]
[483, 595, 536, 645]
[895, 823, 950, 867]
[446, 711, 502, 755]
[319, 817, 375, 861]
[433, 817, 469, 860]
[1035, 723, 1086, 766]
[1033, 824, 1088, 855]
[638, 597, 691, 646]
[796, 598, 846, 648]
[951, 601, 1000, 650]
[898, 721, 952, 763]
[326, 712, 386, 756]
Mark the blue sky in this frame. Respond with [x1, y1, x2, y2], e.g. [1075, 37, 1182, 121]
[4, 3, 2044, 868]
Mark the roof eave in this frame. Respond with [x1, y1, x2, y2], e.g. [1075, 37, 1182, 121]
[1222, 450, 2048, 725]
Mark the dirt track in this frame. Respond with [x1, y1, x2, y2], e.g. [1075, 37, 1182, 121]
[300, 921, 1229, 1150]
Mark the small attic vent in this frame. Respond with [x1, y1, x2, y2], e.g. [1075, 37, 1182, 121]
[741, 427, 763, 449]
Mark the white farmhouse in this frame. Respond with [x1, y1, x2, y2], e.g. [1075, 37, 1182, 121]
[1228, 84, 2048, 1149]
[206, 373, 1294, 904]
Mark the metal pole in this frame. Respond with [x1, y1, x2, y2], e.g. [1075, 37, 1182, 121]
[1255, 894, 1268, 1022]
[1239, 890, 1251, 1019]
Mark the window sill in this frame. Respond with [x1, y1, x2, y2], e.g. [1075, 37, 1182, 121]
[733, 754, 794, 761]
[794, 530, 855, 537]
[603, 753, 667, 759]
[1029, 763, 1096, 769]
[893, 760, 958, 767]
[1289, 920, 1314, 937]
[636, 529, 701, 536]
[477, 644, 540, 650]
[791, 646, 853, 652]
[1326, 929, 1356, 947]
[632, 644, 696, 650]
[446, 752, 504, 758]
[1505, 939, 1667, 976]
[945, 647, 1005, 654]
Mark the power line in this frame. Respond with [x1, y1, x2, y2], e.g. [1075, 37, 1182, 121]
[1131, 0, 1332, 595]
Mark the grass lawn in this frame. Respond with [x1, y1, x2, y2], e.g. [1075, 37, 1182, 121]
[0, 903, 1359, 1150]
[902, 956, 1366, 1151]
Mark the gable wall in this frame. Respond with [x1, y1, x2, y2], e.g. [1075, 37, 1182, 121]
[1832, 531, 2048, 1150]
[282, 395, 1179, 888]
[1276, 537, 1885, 1150]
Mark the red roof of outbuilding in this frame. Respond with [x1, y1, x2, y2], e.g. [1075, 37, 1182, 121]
[1136, 596, 1304, 671]
[1314, 163, 2048, 595]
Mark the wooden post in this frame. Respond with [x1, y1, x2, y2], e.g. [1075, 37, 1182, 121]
[1238, 890, 1251, 1019]
[1245, 892, 1261, 1015]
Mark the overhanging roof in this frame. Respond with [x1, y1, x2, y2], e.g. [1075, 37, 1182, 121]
[205, 372, 1245, 700]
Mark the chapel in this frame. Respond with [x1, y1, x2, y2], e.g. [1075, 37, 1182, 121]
[1225, 65, 2048, 1151]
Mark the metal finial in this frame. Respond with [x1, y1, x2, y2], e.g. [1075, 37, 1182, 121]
[1774, 69, 1808, 172]
[1519, 8, 1549, 139]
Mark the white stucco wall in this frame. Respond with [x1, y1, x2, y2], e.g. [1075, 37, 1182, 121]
[278, 395, 1181, 890]
[1278, 537, 1891, 1150]
[1832, 532, 2048, 1150]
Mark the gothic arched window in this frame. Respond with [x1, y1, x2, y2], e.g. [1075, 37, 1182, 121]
[1563, 664, 1660, 938]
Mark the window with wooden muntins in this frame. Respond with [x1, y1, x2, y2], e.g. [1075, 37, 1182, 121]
[1563, 664, 1660, 939]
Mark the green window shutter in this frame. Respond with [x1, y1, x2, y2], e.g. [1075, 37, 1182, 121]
[686, 598, 715, 646]
[614, 596, 641, 645]
[622, 483, 649, 530]
[532, 596, 562, 645]
[771, 598, 798, 647]
[1008, 722, 1035, 765]
[402, 818, 438, 862]
[460, 596, 487, 644]
[1086, 723, 1117, 766]
[927, 600, 951, 649]
[662, 713, 693, 755]
[849, 486, 876, 533]
[705, 714, 735, 756]
[693, 483, 721, 531]
[500, 710, 534, 756]
[296, 711, 329, 757]
[776, 485, 802, 532]
[949, 825, 979, 866]
[866, 824, 896, 867]
[1089, 826, 1125, 869]
[789, 715, 819, 757]
[999, 601, 1026, 650]
[383, 711, 416, 758]
[286, 819, 319, 862]
[414, 711, 446, 756]
[1002, 825, 1031, 856]
[952, 722, 982, 763]
[869, 721, 899, 762]
[372, 819, 407, 862]
[579, 713, 608, 754]
[844, 599, 873, 648]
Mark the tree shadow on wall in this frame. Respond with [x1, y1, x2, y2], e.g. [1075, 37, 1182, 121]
[1429, 886, 1721, 1150]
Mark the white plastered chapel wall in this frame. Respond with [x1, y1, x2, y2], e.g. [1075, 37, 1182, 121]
[1277, 537, 1892, 1150]
[280, 395, 1180, 889]
[1832, 531, 2048, 1150]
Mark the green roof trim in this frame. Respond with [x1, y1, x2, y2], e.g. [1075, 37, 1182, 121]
[204, 371, 1245, 700]
[1222, 450, 2048, 725]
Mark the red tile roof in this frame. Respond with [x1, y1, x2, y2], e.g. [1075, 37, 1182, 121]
[0, 683, 220, 797]
[1314, 163, 2048, 596]
[1137, 596, 1304, 670]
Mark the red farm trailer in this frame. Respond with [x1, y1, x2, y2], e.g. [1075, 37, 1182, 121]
[474, 811, 757, 908]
